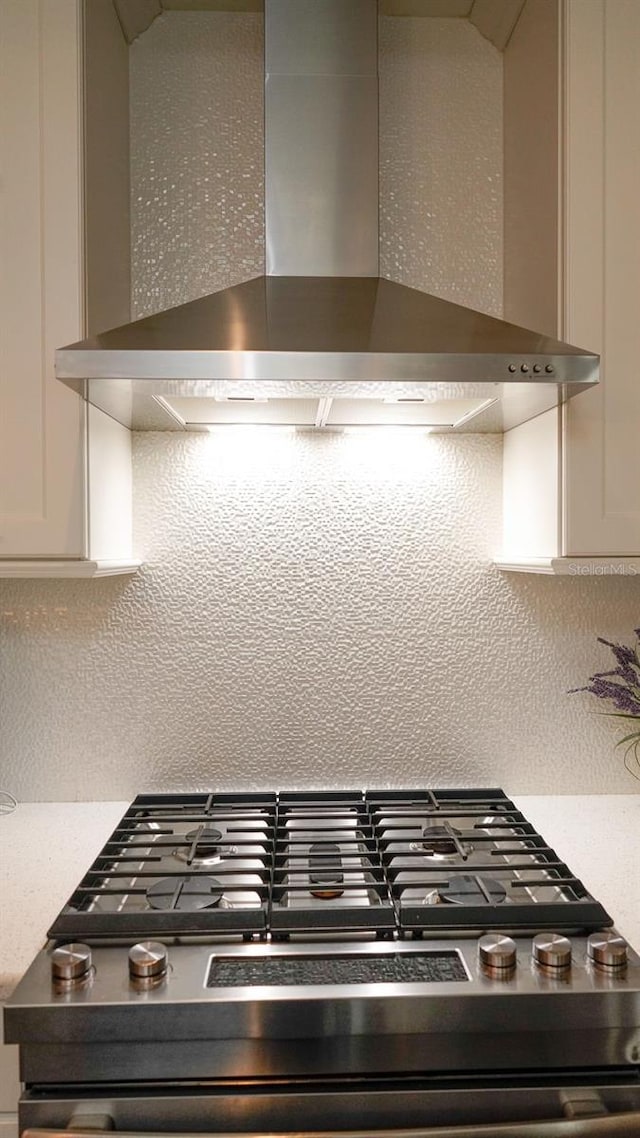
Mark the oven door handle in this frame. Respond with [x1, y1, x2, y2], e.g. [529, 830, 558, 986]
[22, 1116, 640, 1138]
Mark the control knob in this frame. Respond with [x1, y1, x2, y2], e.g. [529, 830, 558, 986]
[129, 941, 169, 982]
[533, 933, 572, 971]
[587, 931, 628, 970]
[51, 943, 92, 984]
[478, 934, 517, 974]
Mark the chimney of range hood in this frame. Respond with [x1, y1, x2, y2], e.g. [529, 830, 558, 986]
[265, 0, 379, 278]
[56, 0, 598, 432]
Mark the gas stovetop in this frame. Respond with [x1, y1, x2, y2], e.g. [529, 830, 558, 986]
[48, 787, 612, 941]
[7, 787, 640, 1137]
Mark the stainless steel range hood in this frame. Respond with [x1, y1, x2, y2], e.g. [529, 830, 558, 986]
[57, 0, 598, 432]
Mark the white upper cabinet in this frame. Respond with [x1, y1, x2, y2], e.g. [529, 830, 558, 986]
[0, 0, 138, 576]
[562, 0, 640, 557]
[500, 0, 640, 571]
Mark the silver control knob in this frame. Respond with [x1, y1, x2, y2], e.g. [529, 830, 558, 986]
[533, 933, 572, 971]
[129, 941, 169, 981]
[587, 931, 628, 970]
[51, 943, 92, 983]
[478, 934, 517, 974]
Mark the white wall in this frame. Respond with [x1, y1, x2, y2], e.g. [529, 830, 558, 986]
[1, 425, 639, 798]
[380, 16, 503, 315]
[129, 11, 264, 318]
[0, 12, 639, 800]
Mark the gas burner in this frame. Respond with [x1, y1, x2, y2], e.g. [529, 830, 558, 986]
[45, 790, 614, 940]
[187, 826, 223, 849]
[423, 875, 507, 907]
[146, 875, 223, 911]
[412, 823, 468, 862]
[308, 841, 344, 899]
[174, 826, 236, 866]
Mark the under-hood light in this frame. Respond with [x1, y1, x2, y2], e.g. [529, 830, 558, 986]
[383, 396, 427, 403]
[204, 424, 296, 434]
[155, 394, 498, 431]
[342, 425, 434, 436]
[221, 396, 267, 403]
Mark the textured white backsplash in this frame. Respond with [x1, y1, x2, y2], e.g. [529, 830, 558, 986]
[130, 11, 264, 318]
[0, 13, 639, 799]
[1, 429, 640, 798]
[129, 13, 502, 318]
[379, 17, 502, 315]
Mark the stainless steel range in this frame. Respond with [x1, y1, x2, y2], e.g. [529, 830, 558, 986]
[6, 788, 640, 1136]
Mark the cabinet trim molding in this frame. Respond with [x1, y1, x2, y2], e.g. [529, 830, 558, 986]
[495, 557, 640, 577]
[0, 560, 141, 578]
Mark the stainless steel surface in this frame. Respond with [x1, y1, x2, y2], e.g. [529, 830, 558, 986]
[19, 1085, 640, 1131]
[265, 0, 378, 276]
[8, 937, 640, 1076]
[57, 277, 598, 383]
[266, 77, 378, 276]
[533, 933, 573, 971]
[378, 804, 607, 922]
[55, 2, 599, 431]
[7, 790, 640, 1138]
[128, 942, 169, 980]
[20, 1121, 640, 1137]
[74, 378, 519, 432]
[265, 0, 377, 77]
[63, 811, 269, 925]
[42, 790, 612, 942]
[589, 932, 629, 970]
[477, 933, 516, 973]
[56, 277, 598, 431]
[57, 277, 599, 382]
[50, 944, 92, 983]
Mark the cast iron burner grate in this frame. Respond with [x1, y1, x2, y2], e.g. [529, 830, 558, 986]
[47, 787, 613, 941]
[368, 789, 612, 933]
[49, 792, 277, 938]
[270, 791, 395, 933]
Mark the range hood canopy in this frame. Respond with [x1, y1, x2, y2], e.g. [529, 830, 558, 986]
[57, 0, 598, 432]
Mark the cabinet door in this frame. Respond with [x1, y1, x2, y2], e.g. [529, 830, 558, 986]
[562, 0, 640, 555]
[0, 0, 85, 558]
[0, 1013, 19, 1136]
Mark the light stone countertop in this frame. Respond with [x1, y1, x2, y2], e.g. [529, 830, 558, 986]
[512, 795, 640, 951]
[1, 795, 639, 1001]
[0, 802, 128, 1002]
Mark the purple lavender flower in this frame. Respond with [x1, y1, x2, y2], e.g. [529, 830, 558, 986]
[584, 678, 640, 714]
[596, 637, 640, 688]
[570, 630, 640, 716]
[572, 630, 640, 779]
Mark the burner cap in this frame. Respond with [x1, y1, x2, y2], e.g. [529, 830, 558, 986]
[147, 875, 223, 911]
[185, 826, 224, 856]
[421, 824, 461, 858]
[309, 841, 344, 899]
[438, 875, 507, 906]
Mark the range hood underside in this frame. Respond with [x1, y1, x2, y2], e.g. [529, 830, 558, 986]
[57, 275, 598, 432]
[67, 380, 589, 433]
